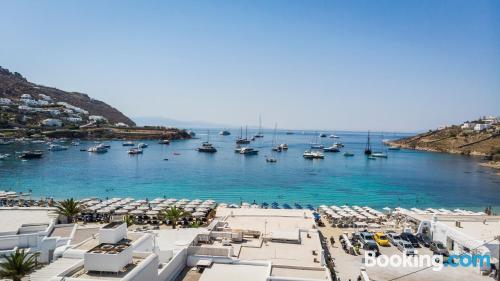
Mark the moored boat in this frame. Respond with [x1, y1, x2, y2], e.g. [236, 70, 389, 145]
[197, 142, 217, 153]
[19, 151, 43, 159]
[240, 147, 258, 155]
[219, 130, 231, 136]
[343, 152, 354, 157]
[128, 148, 143, 155]
[324, 145, 340, 152]
[303, 150, 324, 159]
[87, 144, 108, 153]
[48, 144, 68, 151]
[138, 143, 148, 148]
[122, 141, 135, 146]
[158, 139, 170, 145]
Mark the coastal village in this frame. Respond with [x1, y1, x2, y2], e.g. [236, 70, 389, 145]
[0, 193, 499, 281]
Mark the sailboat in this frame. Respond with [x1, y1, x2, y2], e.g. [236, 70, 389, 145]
[364, 131, 372, 155]
[271, 123, 282, 152]
[197, 130, 217, 153]
[236, 126, 251, 144]
[267, 124, 278, 163]
[254, 115, 264, 138]
[310, 132, 324, 149]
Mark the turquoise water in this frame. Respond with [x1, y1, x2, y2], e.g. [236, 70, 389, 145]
[1, 130, 499, 209]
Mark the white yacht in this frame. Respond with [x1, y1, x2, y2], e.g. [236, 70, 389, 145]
[88, 144, 108, 153]
[48, 144, 68, 151]
[240, 147, 258, 155]
[303, 150, 324, 159]
[128, 148, 143, 155]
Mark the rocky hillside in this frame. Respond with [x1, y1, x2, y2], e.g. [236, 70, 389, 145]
[390, 119, 500, 157]
[0, 66, 135, 127]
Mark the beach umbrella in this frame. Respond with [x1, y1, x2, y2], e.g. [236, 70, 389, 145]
[192, 211, 206, 217]
[136, 199, 147, 204]
[114, 209, 128, 215]
[130, 202, 141, 207]
[184, 208, 194, 212]
[152, 206, 164, 211]
[166, 198, 177, 202]
[228, 204, 239, 208]
[138, 206, 150, 211]
[196, 207, 209, 212]
[124, 205, 136, 210]
[97, 208, 111, 214]
[130, 210, 144, 215]
[158, 203, 170, 208]
[218, 203, 228, 208]
[146, 210, 159, 216]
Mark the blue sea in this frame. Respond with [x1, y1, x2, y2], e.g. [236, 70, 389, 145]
[1, 130, 499, 210]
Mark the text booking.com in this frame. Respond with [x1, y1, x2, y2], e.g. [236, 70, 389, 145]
[364, 252, 491, 271]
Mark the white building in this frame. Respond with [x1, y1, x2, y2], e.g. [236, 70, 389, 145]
[0, 98, 12, 105]
[29, 208, 332, 281]
[89, 115, 108, 123]
[37, 100, 50, 106]
[18, 105, 34, 112]
[41, 118, 63, 127]
[20, 94, 32, 99]
[115, 122, 129, 128]
[415, 214, 500, 273]
[57, 102, 89, 115]
[65, 117, 83, 123]
[461, 122, 475, 130]
[483, 116, 499, 125]
[39, 94, 52, 101]
[20, 98, 39, 106]
[474, 123, 491, 131]
[0, 207, 76, 263]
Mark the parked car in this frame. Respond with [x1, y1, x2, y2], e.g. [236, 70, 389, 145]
[359, 231, 376, 245]
[374, 232, 390, 247]
[400, 232, 420, 248]
[416, 233, 432, 247]
[387, 232, 402, 246]
[429, 241, 449, 257]
[363, 241, 381, 257]
[397, 240, 417, 256]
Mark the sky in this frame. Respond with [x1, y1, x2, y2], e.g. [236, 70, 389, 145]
[1, 0, 499, 131]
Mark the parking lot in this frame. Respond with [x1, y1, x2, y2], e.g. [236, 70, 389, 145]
[319, 221, 494, 281]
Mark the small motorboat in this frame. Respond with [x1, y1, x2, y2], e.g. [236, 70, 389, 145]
[303, 150, 324, 159]
[138, 143, 148, 148]
[388, 145, 401, 150]
[324, 146, 340, 152]
[272, 146, 282, 152]
[197, 142, 217, 153]
[343, 152, 354, 157]
[319, 133, 327, 138]
[371, 152, 388, 158]
[279, 143, 288, 150]
[266, 157, 277, 163]
[240, 147, 258, 155]
[88, 144, 108, 153]
[158, 139, 170, 145]
[128, 148, 143, 155]
[329, 135, 340, 138]
[48, 144, 68, 151]
[122, 141, 135, 146]
[219, 130, 231, 136]
[19, 151, 43, 159]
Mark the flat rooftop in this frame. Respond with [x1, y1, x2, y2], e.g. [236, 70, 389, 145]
[154, 228, 207, 251]
[198, 263, 268, 281]
[238, 231, 324, 268]
[439, 219, 500, 241]
[0, 208, 53, 235]
[74, 231, 143, 251]
[216, 207, 315, 233]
